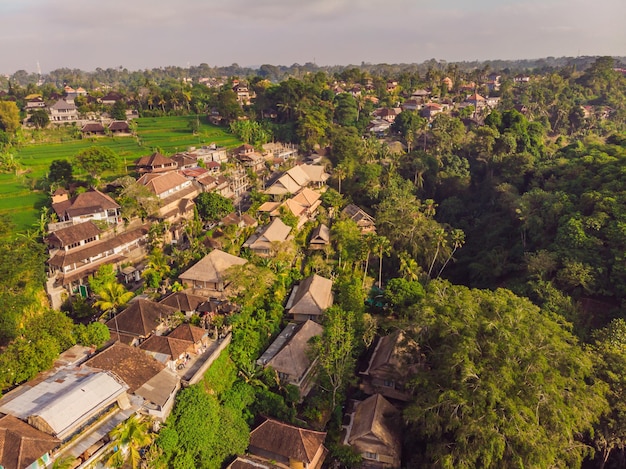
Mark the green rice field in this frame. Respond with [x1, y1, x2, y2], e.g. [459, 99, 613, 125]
[2, 116, 242, 232]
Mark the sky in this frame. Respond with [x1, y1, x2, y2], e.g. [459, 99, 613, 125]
[0, 0, 624, 74]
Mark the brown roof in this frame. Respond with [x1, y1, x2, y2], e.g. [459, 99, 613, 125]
[84, 342, 165, 393]
[46, 221, 100, 248]
[249, 419, 326, 464]
[51, 189, 120, 220]
[179, 249, 247, 285]
[108, 121, 129, 131]
[48, 225, 148, 268]
[159, 291, 208, 312]
[220, 212, 258, 228]
[310, 224, 330, 245]
[137, 171, 189, 196]
[365, 330, 420, 380]
[348, 394, 401, 459]
[288, 274, 333, 317]
[81, 123, 105, 133]
[266, 320, 323, 379]
[0, 414, 60, 469]
[105, 299, 178, 341]
[139, 335, 192, 360]
[135, 153, 177, 171]
[168, 323, 207, 343]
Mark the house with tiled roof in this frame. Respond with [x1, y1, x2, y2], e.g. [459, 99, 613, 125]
[171, 152, 198, 170]
[257, 320, 323, 398]
[159, 291, 209, 315]
[105, 299, 178, 345]
[25, 96, 46, 112]
[51, 188, 121, 226]
[345, 394, 402, 468]
[134, 152, 178, 174]
[47, 224, 149, 290]
[246, 419, 327, 469]
[137, 171, 199, 222]
[243, 218, 292, 257]
[286, 274, 333, 323]
[49, 99, 78, 122]
[0, 414, 60, 469]
[234, 144, 265, 172]
[309, 224, 330, 250]
[108, 120, 130, 133]
[140, 323, 208, 370]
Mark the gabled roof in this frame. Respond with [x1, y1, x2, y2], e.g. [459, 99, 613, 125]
[105, 299, 178, 341]
[348, 394, 401, 453]
[46, 221, 100, 248]
[52, 189, 120, 220]
[220, 212, 258, 228]
[137, 171, 189, 196]
[0, 414, 60, 469]
[159, 291, 208, 312]
[84, 341, 165, 393]
[292, 188, 321, 208]
[250, 419, 326, 464]
[139, 335, 192, 361]
[466, 93, 486, 102]
[81, 123, 105, 133]
[168, 323, 207, 343]
[288, 274, 333, 317]
[310, 224, 330, 244]
[108, 120, 129, 131]
[135, 152, 175, 168]
[51, 99, 76, 111]
[266, 173, 302, 195]
[134, 368, 179, 409]
[244, 218, 292, 252]
[285, 166, 311, 187]
[265, 320, 323, 379]
[179, 249, 247, 285]
[364, 330, 420, 379]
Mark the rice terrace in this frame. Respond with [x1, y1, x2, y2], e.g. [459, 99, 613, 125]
[0, 116, 241, 231]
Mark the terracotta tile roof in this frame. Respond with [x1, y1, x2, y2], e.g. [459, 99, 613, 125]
[220, 212, 258, 228]
[0, 414, 60, 469]
[84, 341, 165, 393]
[51, 189, 120, 220]
[159, 291, 208, 312]
[180, 167, 208, 179]
[46, 221, 100, 248]
[168, 323, 207, 343]
[137, 171, 190, 196]
[48, 225, 148, 268]
[139, 335, 192, 360]
[250, 419, 326, 464]
[292, 188, 320, 208]
[135, 153, 177, 171]
[105, 299, 178, 341]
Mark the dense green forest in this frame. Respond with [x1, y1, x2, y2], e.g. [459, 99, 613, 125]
[2, 56, 626, 468]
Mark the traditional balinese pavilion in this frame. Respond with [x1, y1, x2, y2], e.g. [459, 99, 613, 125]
[178, 249, 247, 297]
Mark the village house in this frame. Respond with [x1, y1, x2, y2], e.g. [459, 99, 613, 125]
[25, 96, 47, 111]
[309, 223, 330, 250]
[81, 122, 106, 136]
[105, 298, 178, 345]
[178, 249, 247, 296]
[344, 394, 402, 468]
[159, 291, 211, 316]
[108, 120, 130, 134]
[243, 218, 292, 257]
[342, 204, 376, 233]
[237, 418, 328, 469]
[0, 366, 129, 442]
[137, 171, 199, 222]
[0, 414, 61, 469]
[134, 152, 178, 174]
[234, 144, 265, 173]
[360, 330, 420, 402]
[285, 274, 333, 323]
[51, 188, 121, 226]
[257, 320, 323, 398]
[49, 99, 79, 122]
[140, 323, 209, 371]
[84, 341, 179, 422]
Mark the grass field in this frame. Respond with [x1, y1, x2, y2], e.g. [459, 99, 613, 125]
[1, 116, 242, 232]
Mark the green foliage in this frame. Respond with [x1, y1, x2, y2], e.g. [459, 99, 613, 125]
[30, 109, 50, 129]
[73, 322, 111, 348]
[195, 192, 234, 223]
[403, 280, 608, 469]
[383, 277, 425, 312]
[48, 159, 73, 186]
[0, 101, 20, 134]
[73, 146, 119, 179]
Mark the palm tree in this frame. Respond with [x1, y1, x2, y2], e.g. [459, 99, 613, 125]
[106, 415, 153, 469]
[437, 229, 465, 278]
[361, 233, 379, 287]
[399, 251, 420, 282]
[94, 281, 134, 320]
[427, 227, 447, 278]
[375, 235, 391, 288]
[334, 164, 347, 195]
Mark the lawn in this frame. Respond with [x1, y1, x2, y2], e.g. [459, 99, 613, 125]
[1, 116, 242, 232]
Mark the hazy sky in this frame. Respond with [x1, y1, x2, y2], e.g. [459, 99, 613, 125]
[1, 0, 624, 74]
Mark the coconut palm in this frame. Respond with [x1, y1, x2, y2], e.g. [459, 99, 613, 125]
[94, 281, 134, 320]
[106, 415, 153, 469]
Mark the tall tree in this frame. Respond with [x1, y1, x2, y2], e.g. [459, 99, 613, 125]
[106, 416, 153, 469]
[73, 146, 118, 181]
[403, 280, 608, 469]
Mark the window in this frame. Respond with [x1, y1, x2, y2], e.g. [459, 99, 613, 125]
[364, 452, 378, 460]
[383, 379, 395, 388]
